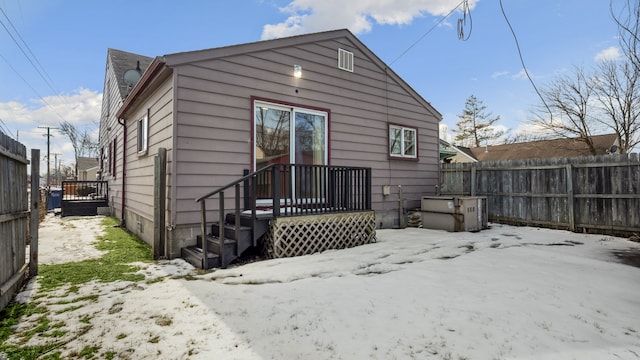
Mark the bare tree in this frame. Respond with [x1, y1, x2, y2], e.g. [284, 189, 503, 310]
[594, 59, 640, 153]
[59, 121, 98, 178]
[530, 66, 600, 155]
[611, 0, 640, 72]
[454, 95, 504, 147]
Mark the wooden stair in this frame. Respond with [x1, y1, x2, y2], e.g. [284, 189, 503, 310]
[181, 214, 270, 269]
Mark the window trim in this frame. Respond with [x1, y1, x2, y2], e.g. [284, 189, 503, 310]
[251, 96, 331, 172]
[388, 123, 418, 160]
[137, 110, 149, 155]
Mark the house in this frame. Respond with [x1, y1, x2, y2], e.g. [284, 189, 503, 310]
[439, 139, 477, 163]
[464, 134, 619, 162]
[440, 134, 619, 163]
[76, 156, 99, 180]
[99, 29, 442, 268]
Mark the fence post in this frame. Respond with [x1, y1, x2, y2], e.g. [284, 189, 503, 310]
[470, 164, 477, 196]
[566, 164, 575, 232]
[29, 149, 40, 277]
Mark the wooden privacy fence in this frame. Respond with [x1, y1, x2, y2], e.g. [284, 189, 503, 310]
[0, 132, 29, 311]
[440, 154, 640, 236]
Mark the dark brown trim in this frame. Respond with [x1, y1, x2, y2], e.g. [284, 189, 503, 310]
[116, 57, 166, 119]
[250, 96, 332, 171]
[387, 122, 419, 161]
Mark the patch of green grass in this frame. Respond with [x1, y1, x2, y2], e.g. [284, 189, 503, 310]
[38, 217, 152, 291]
[0, 342, 64, 360]
[0, 302, 47, 343]
[79, 345, 100, 358]
[115, 333, 127, 340]
[54, 305, 83, 314]
[55, 295, 99, 305]
[79, 315, 92, 324]
[105, 350, 116, 360]
[146, 277, 164, 285]
[22, 316, 51, 341]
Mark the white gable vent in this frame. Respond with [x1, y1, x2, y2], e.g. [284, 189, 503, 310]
[338, 48, 354, 72]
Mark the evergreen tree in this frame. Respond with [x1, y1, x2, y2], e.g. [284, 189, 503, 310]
[454, 95, 504, 147]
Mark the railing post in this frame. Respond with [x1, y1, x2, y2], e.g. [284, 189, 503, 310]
[219, 191, 225, 267]
[251, 174, 257, 246]
[272, 166, 281, 217]
[243, 169, 250, 209]
[366, 168, 372, 210]
[235, 183, 241, 255]
[199, 200, 208, 269]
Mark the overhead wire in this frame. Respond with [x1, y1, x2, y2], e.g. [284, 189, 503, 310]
[457, 0, 473, 41]
[390, 0, 469, 65]
[0, 52, 69, 124]
[498, 0, 553, 120]
[0, 117, 16, 138]
[0, 7, 59, 93]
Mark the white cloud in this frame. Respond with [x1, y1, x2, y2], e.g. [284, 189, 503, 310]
[594, 46, 622, 62]
[261, 0, 479, 39]
[511, 69, 530, 80]
[491, 71, 509, 79]
[0, 88, 102, 169]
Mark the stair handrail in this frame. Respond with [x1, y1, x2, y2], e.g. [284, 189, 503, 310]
[194, 163, 279, 269]
[195, 163, 279, 203]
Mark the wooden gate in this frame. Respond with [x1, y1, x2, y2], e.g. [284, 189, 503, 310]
[61, 180, 108, 217]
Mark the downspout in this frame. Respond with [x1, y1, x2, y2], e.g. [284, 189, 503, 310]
[117, 117, 126, 227]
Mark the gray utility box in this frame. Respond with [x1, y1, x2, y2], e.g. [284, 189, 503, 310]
[420, 196, 488, 232]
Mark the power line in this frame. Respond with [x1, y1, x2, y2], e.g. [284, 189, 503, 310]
[498, 0, 552, 120]
[390, 0, 468, 65]
[0, 52, 68, 123]
[0, 7, 59, 95]
[0, 117, 16, 139]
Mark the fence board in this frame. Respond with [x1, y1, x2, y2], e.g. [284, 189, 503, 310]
[441, 154, 640, 236]
[0, 131, 28, 311]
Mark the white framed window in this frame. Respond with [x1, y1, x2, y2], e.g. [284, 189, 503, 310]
[338, 48, 354, 72]
[137, 111, 149, 154]
[389, 124, 417, 159]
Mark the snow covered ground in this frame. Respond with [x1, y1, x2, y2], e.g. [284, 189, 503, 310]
[10, 215, 640, 359]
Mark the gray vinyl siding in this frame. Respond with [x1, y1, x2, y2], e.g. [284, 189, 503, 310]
[122, 77, 173, 244]
[171, 34, 440, 226]
[99, 57, 126, 217]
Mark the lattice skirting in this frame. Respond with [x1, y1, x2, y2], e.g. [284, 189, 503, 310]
[263, 211, 376, 259]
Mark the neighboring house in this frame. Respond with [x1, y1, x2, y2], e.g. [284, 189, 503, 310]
[99, 29, 442, 267]
[76, 156, 99, 180]
[440, 139, 477, 163]
[441, 134, 618, 163]
[466, 134, 619, 162]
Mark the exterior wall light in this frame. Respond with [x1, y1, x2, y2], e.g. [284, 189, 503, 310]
[293, 64, 302, 78]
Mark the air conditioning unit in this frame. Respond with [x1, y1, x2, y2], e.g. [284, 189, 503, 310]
[420, 196, 488, 232]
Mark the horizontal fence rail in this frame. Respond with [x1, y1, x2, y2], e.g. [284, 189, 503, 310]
[441, 153, 640, 236]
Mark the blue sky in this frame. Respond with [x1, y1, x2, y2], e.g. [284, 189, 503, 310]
[0, 0, 621, 168]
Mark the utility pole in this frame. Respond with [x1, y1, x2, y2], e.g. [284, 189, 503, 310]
[52, 153, 62, 186]
[38, 126, 58, 188]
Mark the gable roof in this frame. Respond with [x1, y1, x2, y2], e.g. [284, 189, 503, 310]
[107, 48, 154, 100]
[76, 156, 98, 172]
[118, 29, 441, 120]
[467, 134, 618, 162]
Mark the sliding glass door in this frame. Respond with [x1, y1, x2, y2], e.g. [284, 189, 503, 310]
[254, 101, 328, 204]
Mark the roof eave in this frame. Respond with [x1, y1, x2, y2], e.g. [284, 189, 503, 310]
[115, 57, 168, 119]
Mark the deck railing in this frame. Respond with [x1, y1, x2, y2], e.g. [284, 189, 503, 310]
[195, 163, 372, 268]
